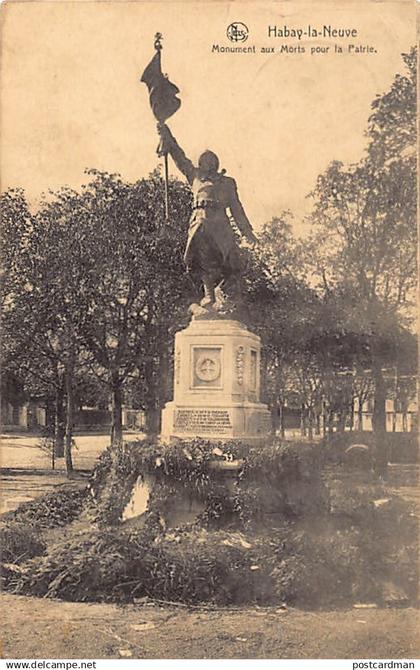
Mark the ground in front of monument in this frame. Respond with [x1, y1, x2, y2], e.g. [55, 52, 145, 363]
[2, 592, 419, 659]
[1, 424, 418, 659]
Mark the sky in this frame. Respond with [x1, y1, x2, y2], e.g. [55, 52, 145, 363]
[0, 0, 416, 233]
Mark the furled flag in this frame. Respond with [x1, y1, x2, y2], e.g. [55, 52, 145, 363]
[140, 33, 181, 123]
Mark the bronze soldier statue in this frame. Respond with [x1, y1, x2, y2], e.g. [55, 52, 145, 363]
[157, 123, 257, 312]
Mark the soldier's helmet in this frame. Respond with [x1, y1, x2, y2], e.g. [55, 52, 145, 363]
[198, 150, 220, 174]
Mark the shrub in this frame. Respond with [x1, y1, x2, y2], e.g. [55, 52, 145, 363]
[328, 480, 378, 524]
[9, 528, 155, 601]
[88, 438, 328, 527]
[241, 440, 325, 482]
[6, 437, 414, 608]
[6, 494, 417, 607]
[9, 526, 269, 605]
[0, 521, 46, 563]
[88, 445, 139, 526]
[1, 488, 87, 529]
[268, 525, 388, 606]
[145, 530, 264, 605]
[324, 431, 419, 464]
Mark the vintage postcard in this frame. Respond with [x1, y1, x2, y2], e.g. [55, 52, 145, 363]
[0, 0, 418, 665]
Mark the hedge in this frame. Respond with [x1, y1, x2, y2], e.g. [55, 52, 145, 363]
[324, 431, 418, 464]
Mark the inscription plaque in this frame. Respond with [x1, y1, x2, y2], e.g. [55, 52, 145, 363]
[174, 408, 232, 434]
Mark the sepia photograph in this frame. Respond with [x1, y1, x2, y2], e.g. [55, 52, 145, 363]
[0, 0, 418, 664]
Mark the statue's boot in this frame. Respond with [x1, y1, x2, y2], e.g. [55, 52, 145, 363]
[216, 274, 249, 320]
[200, 276, 216, 308]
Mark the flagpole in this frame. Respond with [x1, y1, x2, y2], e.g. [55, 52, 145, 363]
[163, 152, 169, 220]
[153, 32, 170, 220]
[141, 31, 180, 221]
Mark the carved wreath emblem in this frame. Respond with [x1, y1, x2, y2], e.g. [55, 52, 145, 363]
[236, 345, 245, 385]
[195, 355, 221, 382]
[174, 349, 181, 384]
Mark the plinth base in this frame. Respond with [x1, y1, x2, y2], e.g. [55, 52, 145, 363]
[160, 316, 271, 444]
[161, 401, 271, 443]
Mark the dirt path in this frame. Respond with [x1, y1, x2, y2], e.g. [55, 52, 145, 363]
[1, 594, 419, 659]
[0, 433, 146, 473]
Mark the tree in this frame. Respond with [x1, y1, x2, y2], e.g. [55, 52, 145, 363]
[1, 190, 66, 447]
[307, 49, 417, 474]
[1, 168, 194, 456]
[79, 169, 192, 443]
[1, 186, 96, 474]
[246, 215, 327, 435]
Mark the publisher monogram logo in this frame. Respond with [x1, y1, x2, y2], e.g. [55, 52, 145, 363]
[226, 22, 249, 43]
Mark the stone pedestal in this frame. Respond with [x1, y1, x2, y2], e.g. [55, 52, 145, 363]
[161, 317, 271, 443]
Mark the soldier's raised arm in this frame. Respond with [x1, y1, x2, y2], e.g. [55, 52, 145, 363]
[157, 123, 195, 185]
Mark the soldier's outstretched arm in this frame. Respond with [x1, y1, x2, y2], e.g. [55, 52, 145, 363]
[157, 123, 195, 185]
[229, 180, 258, 244]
